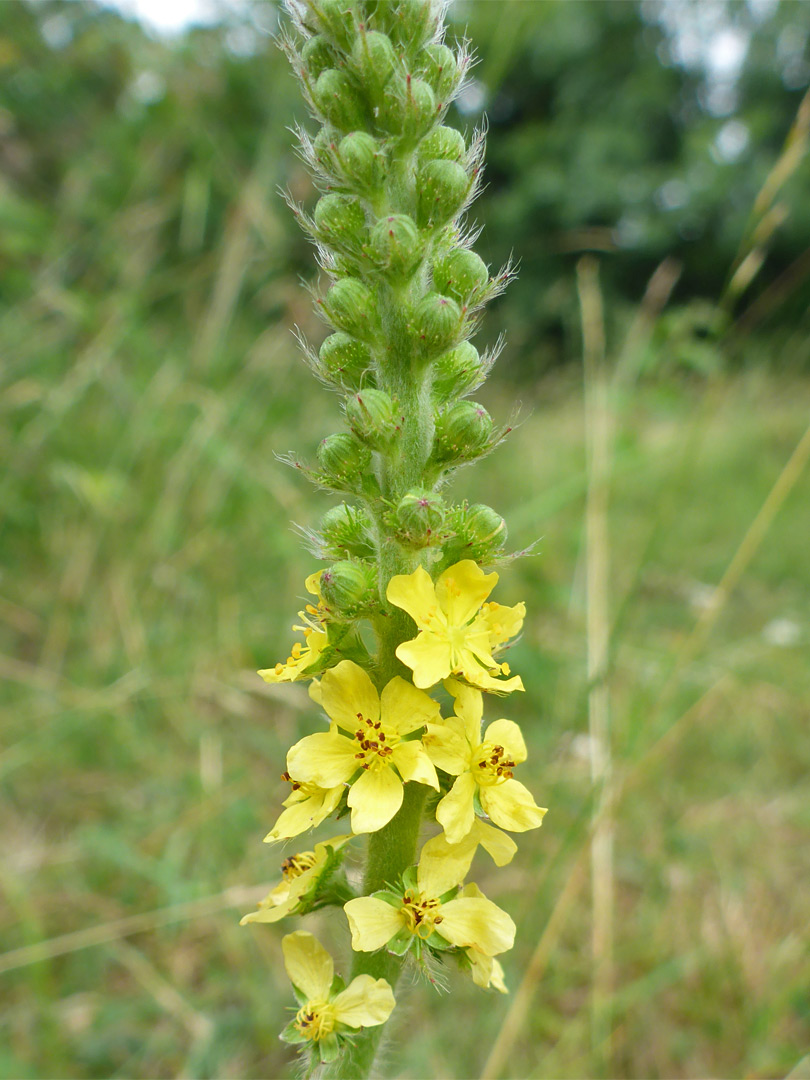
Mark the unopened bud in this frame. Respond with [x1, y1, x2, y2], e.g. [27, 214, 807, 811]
[321, 278, 379, 342]
[417, 125, 466, 164]
[338, 131, 385, 191]
[314, 0, 360, 51]
[433, 401, 493, 463]
[432, 249, 489, 304]
[320, 503, 375, 559]
[351, 30, 397, 99]
[394, 488, 446, 548]
[312, 126, 340, 173]
[379, 76, 436, 140]
[432, 341, 484, 404]
[417, 159, 470, 228]
[320, 559, 377, 617]
[313, 194, 367, 251]
[421, 44, 460, 101]
[412, 292, 462, 354]
[301, 34, 338, 81]
[314, 69, 368, 133]
[383, 0, 438, 49]
[318, 332, 374, 390]
[344, 388, 400, 450]
[465, 503, 507, 549]
[317, 432, 372, 488]
[368, 214, 423, 278]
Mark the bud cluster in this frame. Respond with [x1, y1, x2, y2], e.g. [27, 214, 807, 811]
[283, 0, 515, 584]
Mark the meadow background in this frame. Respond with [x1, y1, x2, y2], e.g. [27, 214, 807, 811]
[2, 1, 810, 1077]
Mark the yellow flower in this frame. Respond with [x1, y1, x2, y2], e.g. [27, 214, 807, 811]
[258, 572, 328, 685]
[285, 660, 439, 834]
[344, 837, 515, 959]
[386, 561, 525, 692]
[280, 931, 395, 1059]
[424, 680, 547, 843]
[240, 836, 351, 925]
[263, 772, 344, 842]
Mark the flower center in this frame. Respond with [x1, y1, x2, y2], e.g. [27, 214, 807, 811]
[280, 851, 317, 881]
[281, 771, 323, 798]
[473, 742, 516, 786]
[353, 713, 397, 771]
[294, 1001, 335, 1041]
[400, 889, 444, 939]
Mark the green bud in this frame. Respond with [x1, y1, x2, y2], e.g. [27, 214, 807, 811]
[314, 69, 368, 133]
[465, 503, 508, 549]
[417, 159, 470, 228]
[318, 332, 374, 389]
[421, 44, 459, 101]
[433, 401, 493, 463]
[312, 126, 340, 173]
[320, 503, 375, 559]
[394, 488, 446, 548]
[379, 76, 436, 140]
[368, 214, 423, 277]
[317, 432, 372, 488]
[381, 0, 438, 50]
[320, 559, 377, 617]
[338, 131, 385, 191]
[321, 278, 379, 342]
[351, 30, 397, 99]
[313, 194, 367, 251]
[412, 292, 462, 354]
[432, 249, 490, 304]
[301, 34, 339, 81]
[344, 388, 400, 450]
[432, 341, 484, 404]
[314, 0, 360, 51]
[417, 125, 466, 164]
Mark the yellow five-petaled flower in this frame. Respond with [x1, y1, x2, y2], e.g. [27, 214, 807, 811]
[424, 680, 547, 843]
[240, 836, 351, 925]
[258, 571, 328, 685]
[386, 560, 525, 693]
[344, 839, 516, 959]
[281, 931, 395, 1055]
[285, 660, 439, 834]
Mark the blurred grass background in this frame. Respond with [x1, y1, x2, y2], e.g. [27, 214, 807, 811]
[1, 1, 809, 1077]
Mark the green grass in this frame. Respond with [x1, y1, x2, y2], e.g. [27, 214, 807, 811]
[3, 298, 810, 1079]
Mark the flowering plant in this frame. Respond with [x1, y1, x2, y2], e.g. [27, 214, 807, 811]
[240, 2, 546, 1075]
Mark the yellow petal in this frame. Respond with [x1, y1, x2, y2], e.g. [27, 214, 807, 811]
[482, 718, 527, 764]
[263, 785, 343, 842]
[240, 897, 294, 925]
[446, 679, 483, 745]
[439, 896, 516, 956]
[380, 676, 441, 735]
[287, 731, 358, 788]
[390, 740, 439, 789]
[435, 560, 497, 626]
[423, 717, 471, 775]
[305, 570, 324, 599]
[282, 931, 334, 1001]
[466, 949, 508, 993]
[417, 834, 470, 898]
[320, 660, 380, 731]
[480, 779, 548, 832]
[396, 631, 452, 689]
[309, 678, 323, 705]
[461, 662, 524, 695]
[481, 600, 525, 648]
[344, 897, 404, 951]
[470, 819, 518, 866]
[386, 565, 442, 630]
[348, 766, 403, 834]
[332, 975, 396, 1027]
[436, 772, 477, 845]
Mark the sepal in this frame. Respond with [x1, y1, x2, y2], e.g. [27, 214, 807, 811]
[432, 248, 490, 305]
[417, 159, 471, 229]
[320, 559, 378, 617]
[319, 278, 380, 342]
[314, 69, 368, 133]
[337, 130, 386, 192]
[411, 291, 462, 355]
[417, 124, 466, 164]
[319, 502, 376, 559]
[318, 332, 375, 390]
[432, 401, 494, 464]
[392, 487, 446, 548]
[345, 388, 401, 450]
[432, 341, 486, 404]
[368, 214, 423, 278]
